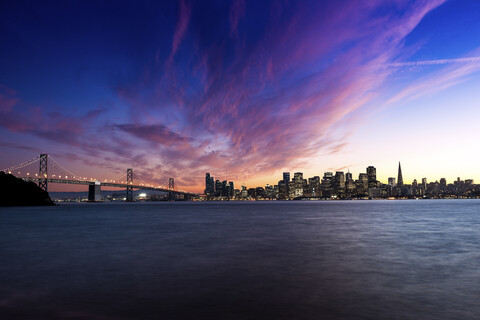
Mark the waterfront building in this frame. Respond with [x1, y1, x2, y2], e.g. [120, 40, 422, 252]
[412, 179, 418, 196]
[265, 184, 275, 199]
[215, 180, 223, 197]
[278, 180, 287, 199]
[367, 166, 377, 188]
[234, 189, 240, 198]
[283, 172, 290, 198]
[346, 171, 353, 182]
[321, 172, 333, 198]
[397, 162, 404, 186]
[256, 187, 266, 199]
[388, 177, 396, 186]
[241, 186, 248, 198]
[334, 171, 345, 194]
[308, 176, 321, 197]
[205, 173, 215, 197]
[293, 172, 304, 197]
[229, 181, 234, 197]
[358, 173, 368, 194]
[345, 179, 355, 196]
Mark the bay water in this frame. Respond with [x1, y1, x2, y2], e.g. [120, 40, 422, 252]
[1, 200, 480, 319]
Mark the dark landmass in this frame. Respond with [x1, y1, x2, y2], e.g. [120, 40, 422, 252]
[0, 171, 55, 206]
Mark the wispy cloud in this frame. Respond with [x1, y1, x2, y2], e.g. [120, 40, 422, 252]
[391, 56, 480, 67]
[229, 0, 245, 36]
[115, 124, 194, 146]
[387, 50, 480, 104]
[168, 0, 192, 62]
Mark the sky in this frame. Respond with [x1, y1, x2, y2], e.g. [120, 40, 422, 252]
[1, 0, 480, 192]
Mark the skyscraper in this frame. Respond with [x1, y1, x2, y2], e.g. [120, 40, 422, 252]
[293, 172, 304, 197]
[215, 180, 223, 197]
[397, 162, 404, 186]
[321, 172, 334, 197]
[334, 171, 345, 191]
[367, 166, 376, 187]
[388, 177, 396, 186]
[205, 173, 215, 196]
[345, 171, 353, 182]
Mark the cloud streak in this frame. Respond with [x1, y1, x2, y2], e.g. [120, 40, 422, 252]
[168, 0, 192, 62]
[387, 50, 480, 104]
[391, 56, 480, 67]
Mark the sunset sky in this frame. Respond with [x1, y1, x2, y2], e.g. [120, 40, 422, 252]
[1, 0, 480, 192]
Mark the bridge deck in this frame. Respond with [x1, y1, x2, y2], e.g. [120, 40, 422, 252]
[21, 177, 196, 196]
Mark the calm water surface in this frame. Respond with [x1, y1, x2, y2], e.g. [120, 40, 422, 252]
[1, 200, 480, 319]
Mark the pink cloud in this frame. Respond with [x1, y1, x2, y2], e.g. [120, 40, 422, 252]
[115, 124, 193, 146]
[168, 0, 192, 62]
[229, 0, 245, 36]
[0, 84, 19, 112]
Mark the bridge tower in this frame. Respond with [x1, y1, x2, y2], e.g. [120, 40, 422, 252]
[38, 154, 48, 191]
[169, 178, 175, 201]
[126, 168, 134, 202]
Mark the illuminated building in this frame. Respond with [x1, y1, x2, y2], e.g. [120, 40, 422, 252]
[205, 173, 215, 197]
[322, 172, 334, 197]
[241, 186, 248, 198]
[283, 172, 290, 198]
[293, 172, 304, 197]
[334, 171, 345, 192]
[346, 171, 353, 182]
[308, 176, 321, 197]
[397, 162, 404, 186]
[388, 177, 396, 186]
[265, 184, 275, 199]
[215, 180, 222, 197]
[367, 166, 377, 187]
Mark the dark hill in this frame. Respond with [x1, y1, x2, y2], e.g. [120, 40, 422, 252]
[0, 171, 55, 206]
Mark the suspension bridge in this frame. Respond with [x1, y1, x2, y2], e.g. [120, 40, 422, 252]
[1, 154, 198, 201]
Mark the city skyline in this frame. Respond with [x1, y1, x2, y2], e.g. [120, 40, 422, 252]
[204, 161, 476, 200]
[2, 1, 480, 193]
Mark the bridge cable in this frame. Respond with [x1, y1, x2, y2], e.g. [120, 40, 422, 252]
[111, 171, 128, 182]
[132, 171, 151, 187]
[1, 156, 40, 173]
[48, 156, 83, 180]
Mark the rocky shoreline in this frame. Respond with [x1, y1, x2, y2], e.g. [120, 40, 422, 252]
[0, 172, 55, 206]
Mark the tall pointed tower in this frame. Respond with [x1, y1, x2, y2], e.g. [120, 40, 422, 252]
[397, 162, 404, 186]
